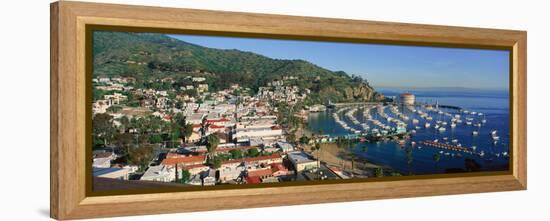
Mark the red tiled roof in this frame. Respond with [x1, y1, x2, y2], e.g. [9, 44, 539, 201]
[247, 168, 272, 177]
[207, 118, 230, 123]
[166, 152, 187, 159]
[209, 124, 225, 129]
[245, 176, 261, 184]
[161, 155, 206, 165]
[182, 164, 209, 170]
[270, 163, 288, 173]
[222, 153, 282, 165]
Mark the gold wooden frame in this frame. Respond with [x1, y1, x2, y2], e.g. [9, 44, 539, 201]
[50, 1, 527, 220]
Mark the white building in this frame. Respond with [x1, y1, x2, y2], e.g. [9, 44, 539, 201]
[140, 165, 173, 182]
[287, 151, 318, 172]
[93, 167, 131, 180]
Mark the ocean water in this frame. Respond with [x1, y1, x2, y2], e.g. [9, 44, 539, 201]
[307, 88, 510, 175]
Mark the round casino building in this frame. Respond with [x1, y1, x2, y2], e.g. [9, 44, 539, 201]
[399, 93, 415, 105]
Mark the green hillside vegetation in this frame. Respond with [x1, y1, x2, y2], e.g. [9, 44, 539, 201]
[92, 31, 384, 103]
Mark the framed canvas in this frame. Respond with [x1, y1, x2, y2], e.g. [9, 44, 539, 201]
[50, 1, 527, 220]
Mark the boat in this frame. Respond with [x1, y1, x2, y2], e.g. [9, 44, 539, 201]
[466, 121, 472, 125]
[472, 131, 479, 136]
[490, 130, 498, 135]
[482, 119, 487, 123]
[434, 124, 440, 129]
[441, 122, 448, 126]
[438, 127, 446, 132]
[443, 137, 448, 140]
[471, 146, 477, 151]
[425, 123, 431, 128]
[450, 123, 456, 128]
[451, 139, 458, 143]
[415, 126, 421, 129]
[412, 119, 419, 124]
[492, 136, 500, 140]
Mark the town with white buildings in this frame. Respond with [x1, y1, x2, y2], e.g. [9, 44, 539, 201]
[92, 74, 345, 189]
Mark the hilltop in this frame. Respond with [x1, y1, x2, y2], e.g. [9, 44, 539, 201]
[92, 31, 384, 103]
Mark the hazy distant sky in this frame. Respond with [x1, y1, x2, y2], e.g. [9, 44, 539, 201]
[169, 34, 509, 90]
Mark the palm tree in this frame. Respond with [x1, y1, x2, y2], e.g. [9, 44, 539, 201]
[314, 142, 321, 168]
[206, 134, 220, 160]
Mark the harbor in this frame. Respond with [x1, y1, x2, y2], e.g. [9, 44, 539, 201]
[307, 88, 510, 175]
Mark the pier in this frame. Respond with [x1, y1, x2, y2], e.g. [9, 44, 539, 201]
[419, 140, 477, 155]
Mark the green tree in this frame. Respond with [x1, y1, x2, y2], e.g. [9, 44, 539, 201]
[314, 142, 322, 167]
[229, 149, 243, 159]
[178, 170, 191, 183]
[92, 113, 115, 147]
[119, 116, 130, 132]
[247, 148, 259, 157]
[287, 132, 297, 143]
[128, 144, 154, 172]
[170, 122, 181, 148]
[375, 168, 384, 177]
[208, 157, 222, 169]
[149, 134, 163, 144]
[182, 123, 193, 143]
[299, 135, 310, 144]
[206, 134, 220, 159]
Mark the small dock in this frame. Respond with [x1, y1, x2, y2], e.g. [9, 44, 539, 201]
[419, 140, 477, 155]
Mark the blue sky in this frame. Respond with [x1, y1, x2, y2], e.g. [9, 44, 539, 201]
[169, 34, 509, 90]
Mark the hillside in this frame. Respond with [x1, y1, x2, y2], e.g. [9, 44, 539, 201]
[92, 31, 384, 103]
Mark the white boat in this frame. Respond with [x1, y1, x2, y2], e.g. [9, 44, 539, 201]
[450, 123, 456, 128]
[441, 122, 448, 126]
[412, 119, 419, 124]
[472, 146, 477, 151]
[466, 122, 472, 125]
[451, 139, 458, 143]
[491, 130, 498, 135]
[443, 137, 448, 140]
[425, 123, 431, 128]
[472, 131, 479, 136]
[438, 127, 446, 132]
[415, 126, 421, 129]
[482, 119, 487, 123]
[434, 124, 440, 129]
[492, 136, 500, 141]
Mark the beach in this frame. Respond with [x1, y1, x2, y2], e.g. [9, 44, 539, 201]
[305, 143, 382, 177]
